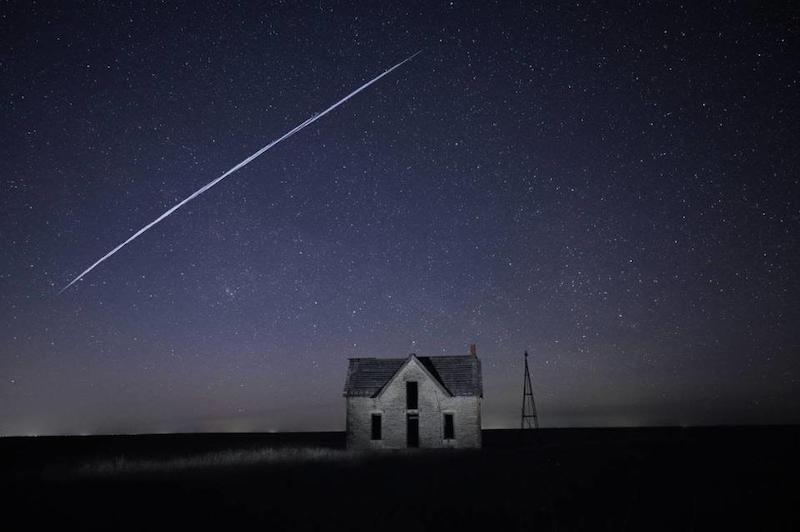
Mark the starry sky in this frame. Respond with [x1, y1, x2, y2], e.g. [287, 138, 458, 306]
[1, 2, 798, 435]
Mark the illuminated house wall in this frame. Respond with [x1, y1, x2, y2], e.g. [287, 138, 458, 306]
[343, 352, 482, 449]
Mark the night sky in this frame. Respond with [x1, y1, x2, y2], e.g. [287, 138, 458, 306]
[2, 2, 798, 435]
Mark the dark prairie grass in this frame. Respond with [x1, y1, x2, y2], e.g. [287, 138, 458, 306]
[76, 446, 362, 477]
[2, 427, 798, 531]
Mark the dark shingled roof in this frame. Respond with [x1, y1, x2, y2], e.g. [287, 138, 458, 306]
[343, 355, 482, 398]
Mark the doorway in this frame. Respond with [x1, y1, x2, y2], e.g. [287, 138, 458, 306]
[406, 414, 419, 448]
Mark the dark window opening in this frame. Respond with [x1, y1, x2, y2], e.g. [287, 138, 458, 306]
[406, 381, 418, 409]
[371, 414, 382, 440]
[444, 413, 455, 439]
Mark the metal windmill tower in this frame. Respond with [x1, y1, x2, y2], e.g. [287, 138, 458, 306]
[520, 351, 540, 429]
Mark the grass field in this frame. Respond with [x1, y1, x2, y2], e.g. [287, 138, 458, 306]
[2, 426, 798, 530]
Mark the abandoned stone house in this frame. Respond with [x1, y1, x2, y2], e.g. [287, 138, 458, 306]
[343, 346, 483, 449]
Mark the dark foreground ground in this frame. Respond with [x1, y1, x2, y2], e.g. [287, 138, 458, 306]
[2, 426, 798, 530]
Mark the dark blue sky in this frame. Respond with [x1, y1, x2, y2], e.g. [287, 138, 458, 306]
[1, 1, 798, 435]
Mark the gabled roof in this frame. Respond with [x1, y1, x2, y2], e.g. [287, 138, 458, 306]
[343, 354, 482, 398]
[375, 355, 453, 399]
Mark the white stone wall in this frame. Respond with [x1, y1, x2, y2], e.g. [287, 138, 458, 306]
[346, 358, 481, 449]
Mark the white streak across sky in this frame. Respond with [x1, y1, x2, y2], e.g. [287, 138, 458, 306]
[60, 51, 421, 294]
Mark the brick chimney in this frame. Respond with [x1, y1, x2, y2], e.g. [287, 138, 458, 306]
[469, 343, 477, 357]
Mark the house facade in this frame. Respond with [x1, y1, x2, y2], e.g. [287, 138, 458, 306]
[343, 347, 482, 449]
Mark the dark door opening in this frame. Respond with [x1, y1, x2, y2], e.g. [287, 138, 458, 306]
[407, 414, 419, 448]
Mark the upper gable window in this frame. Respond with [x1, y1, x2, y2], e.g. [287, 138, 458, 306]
[406, 381, 418, 409]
